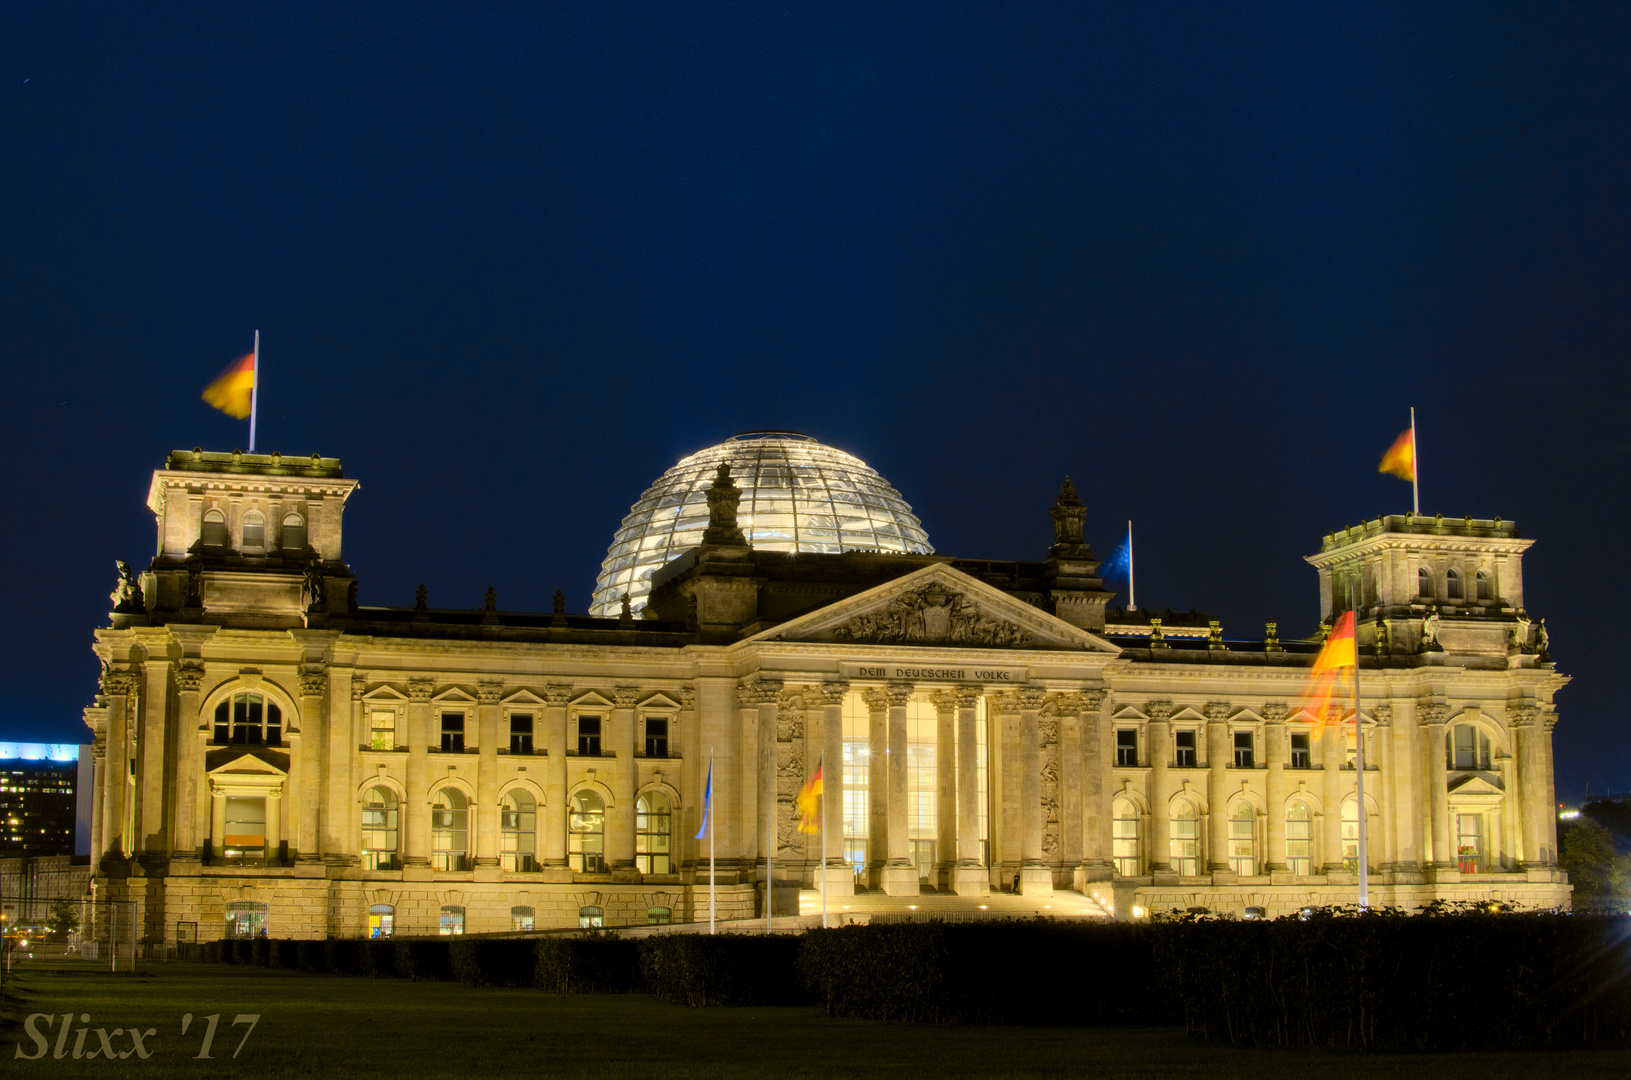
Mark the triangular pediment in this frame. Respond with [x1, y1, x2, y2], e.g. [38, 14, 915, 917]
[1448, 773, 1505, 798]
[743, 563, 1119, 653]
[432, 687, 477, 703]
[502, 689, 546, 706]
[639, 692, 683, 710]
[205, 746, 290, 776]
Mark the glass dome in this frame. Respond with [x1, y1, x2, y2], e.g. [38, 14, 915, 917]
[591, 432, 933, 617]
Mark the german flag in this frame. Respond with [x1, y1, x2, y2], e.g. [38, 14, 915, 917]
[1378, 427, 1415, 482]
[796, 759, 823, 835]
[1303, 610, 1356, 726]
[202, 353, 256, 419]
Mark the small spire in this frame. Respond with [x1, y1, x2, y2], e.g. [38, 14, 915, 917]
[551, 589, 567, 627]
[414, 583, 428, 613]
[1050, 475, 1087, 547]
[482, 586, 499, 625]
[619, 593, 634, 628]
[702, 462, 748, 547]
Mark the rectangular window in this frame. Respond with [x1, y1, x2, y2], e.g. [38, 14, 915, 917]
[509, 713, 534, 755]
[577, 715, 602, 756]
[440, 711, 465, 754]
[439, 906, 465, 936]
[1233, 731, 1254, 768]
[645, 716, 669, 758]
[1286, 813, 1312, 875]
[1170, 816, 1199, 876]
[1115, 728, 1138, 767]
[1112, 810, 1139, 876]
[1457, 814, 1482, 872]
[370, 709, 396, 752]
[1290, 732, 1312, 769]
[1174, 730, 1197, 768]
[223, 796, 266, 860]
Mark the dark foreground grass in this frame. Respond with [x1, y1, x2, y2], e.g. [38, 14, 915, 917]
[5, 963, 1631, 1080]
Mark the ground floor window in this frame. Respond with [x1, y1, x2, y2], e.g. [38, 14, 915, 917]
[569, 791, 606, 873]
[1170, 801, 1199, 876]
[225, 901, 267, 939]
[1112, 798, 1140, 877]
[579, 905, 603, 929]
[439, 905, 465, 935]
[368, 904, 395, 939]
[1286, 801, 1313, 875]
[647, 906, 671, 925]
[635, 792, 672, 874]
[223, 796, 267, 861]
[511, 906, 535, 932]
[1227, 802, 1256, 876]
[1457, 813, 1483, 872]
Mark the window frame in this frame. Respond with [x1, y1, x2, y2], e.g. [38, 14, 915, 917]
[1285, 800, 1313, 875]
[1232, 730, 1255, 769]
[368, 904, 395, 939]
[1173, 729, 1198, 768]
[576, 714, 603, 757]
[360, 785, 400, 871]
[201, 507, 228, 548]
[368, 707, 398, 752]
[1114, 728, 1138, 767]
[1170, 800, 1199, 876]
[439, 710, 467, 754]
[430, 787, 470, 872]
[643, 714, 670, 759]
[241, 509, 266, 551]
[1289, 731, 1312, 769]
[1446, 567, 1463, 600]
[568, 790, 606, 873]
[1227, 801, 1256, 875]
[511, 905, 535, 932]
[636, 790, 672, 874]
[1418, 566, 1433, 597]
[500, 788, 537, 872]
[578, 905, 603, 929]
[508, 711, 535, 755]
[280, 511, 306, 552]
[1111, 797, 1141, 877]
[225, 900, 268, 940]
[212, 691, 284, 746]
[439, 905, 465, 936]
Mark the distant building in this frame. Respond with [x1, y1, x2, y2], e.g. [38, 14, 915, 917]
[0, 743, 79, 858]
[86, 437, 1570, 945]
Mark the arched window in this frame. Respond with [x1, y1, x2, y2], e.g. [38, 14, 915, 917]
[1341, 798, 1366, 872]
[1227, 801, 1256, 876]
[1112, 798, 1140, 876]
[1170, 800, 1199, 876]
[212, 691, 283, 745]
[578, 905, 603, 929]
[1446, 724, 1492, 771]
[647, 906, 672, 925]
[568, 791, 605, 873]
[225, 900, 268, 939]
[510, 906, 535, 932]
[501, 790, 537, 872]
[280, 512, 306, 551]
[1286, 801, 1313, 875]
[361, 787, 399, 870]
[242, 510, 265, 549]
[368, 904, 394, 939]
[439, 905, 465, 935]
[1476, 570, 1491, 601]
[201, 508, 227, 548]
[1418, 566, 1433, 597]
[635, 792, 671, 874]
[1446, 568, 1462, 600]
[431, 788, 469, 871]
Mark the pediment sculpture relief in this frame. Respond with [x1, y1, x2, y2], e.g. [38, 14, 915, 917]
[833, 583, 1032, 647]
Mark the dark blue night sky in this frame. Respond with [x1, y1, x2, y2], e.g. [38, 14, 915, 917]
[2, 4, 1626, 799]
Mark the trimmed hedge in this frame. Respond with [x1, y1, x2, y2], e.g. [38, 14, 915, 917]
[451, 939, 536, 987]
[361, 939, 398, 978]
[1157, 911, 1631, 1051]
[640, 933, 808, 1007]
[394, 939, 453, 981]
[324, 938, 363, 975]
[535, 935, 642, 993]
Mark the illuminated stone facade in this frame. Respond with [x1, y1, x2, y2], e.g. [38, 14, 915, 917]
[85, 445, 1570, 944]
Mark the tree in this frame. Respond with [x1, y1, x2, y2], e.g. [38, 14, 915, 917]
[45, 900, 79, 942]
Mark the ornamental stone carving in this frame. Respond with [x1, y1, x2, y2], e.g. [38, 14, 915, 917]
[351, 674, 368, 701]
[613, 686, 640, 708]
[1509, 703, 1539, 729]
[174, 663, 205, 693]
[1144, 700, 1174, 722]
[407, 677, 434, 701]
[1371, 704, 1393, 727]
[101, 670, 137, 696]
[299, 671, 328, 698]
[930, 689, 958, 714]
[544, 684, 573, 707]
[861, 687, 889, 712]
[1038, 717, 1059, 748]
[1052, 692, 1087, 716]
[1261, 702, 1288, 724]
[1204, 702, 1232, 724]
[738, 678, 782, 707]
[885, 683, 913, 708]
[954, 687, 982, 709]
[833, 582, 1032, 648]
[478, 681, 505, 704]
[1419, 701, 1448, 726]
[813, 681, 849, 706]
[776, 690, 805, 742]
[1017, 687, 1048, 711]
[678, 688, 697, 708]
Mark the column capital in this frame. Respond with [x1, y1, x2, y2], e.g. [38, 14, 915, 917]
[954, 686, 982, 709]
[1509, 702, 1539, 728]
[678, 687, 697, 708]
[1203, 701, 1232, 724]
[1418, 700, 1448, 726]
[738, 677, 782, 706]
[1261, 701, 1288, 724]
[776, 687, 807, 714]
[299, 671, 329, 698]
[407, 677, 435, 701]
[885, 682, 914, 708]
[1051, 691, 1087, 716]
[1144, 699, 1174, 722]
[929, 689, 959, 714]
[812, 681, 849, 706]
[174, 663, 206, 693]
[350, 673, 368, 701]
[1370, 703, 1393, 727]
[1016, 686, 1047, 711]
[1080, 688, 1107, 712]
[101, 669, 137, 696]
[861, 687, 890, 711]
[544, 683, 573, 706]
[613, 685, 641, 708]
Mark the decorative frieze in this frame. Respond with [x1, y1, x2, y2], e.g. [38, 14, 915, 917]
[174, 664, 205, 693]
[834, 582, 1032, 648]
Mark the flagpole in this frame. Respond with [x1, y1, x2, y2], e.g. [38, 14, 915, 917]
[1127, 520, 1135, 610]
[766, 745, 774, 935]
[820, 781, 828, 929]
[709, 749, 715, 935]
[1409, 406, 1419, 517]
[1349, 579, 1368, 908]
[248, 330, 260, 453]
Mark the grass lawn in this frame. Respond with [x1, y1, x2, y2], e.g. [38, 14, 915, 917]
[4, 963, 1631, 1079]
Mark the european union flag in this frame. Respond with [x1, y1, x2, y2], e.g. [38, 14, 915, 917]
[1101, 538, 1130, 580]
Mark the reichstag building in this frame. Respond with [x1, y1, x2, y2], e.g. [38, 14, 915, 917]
[86, 432, 1570, 942]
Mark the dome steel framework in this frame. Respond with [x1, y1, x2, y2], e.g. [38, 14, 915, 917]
[590, 431, 933, 617]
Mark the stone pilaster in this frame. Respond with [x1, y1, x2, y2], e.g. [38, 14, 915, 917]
[1390, 696, 1423, 875]
[931, 690, 959, 890]
[609, 686, 641, 873]
[861, 687, 890, 884]
[775, 689, 807, 868]
[1371, 703, 1394, 871]
[138, 662, 169, 856]
[814, 682, 852, 895]
[474, 681, 504, 868]
[1145, 701, 1173, 875]
[1017, 686, 1050, 894]
[1263, 703, 1288, 872]
[172, 663, 205, 857]
[1511, 704, 1541, 868]
[1320, 715, 1344, 872]
[1205, 702, 1232, 874]
[296, 670, 328, 863]
[951, 686, 988, 895]
[1420, 701, 1451, 871]
[543, 685, 572, 868]
[741, 678, 782, 887]
[1075, 689, 1112, 882]
[100, 669, 136, 865]
[404, 677, 434, 866]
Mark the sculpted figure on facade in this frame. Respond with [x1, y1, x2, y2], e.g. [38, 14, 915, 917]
[110, 560, 145, 613]
[835, 582, 1031, 647]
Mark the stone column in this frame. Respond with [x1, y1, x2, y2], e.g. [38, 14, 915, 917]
[1390, 697, 1422, 873]
[1017, 686, 1050, 894]
[173, 664, 205, 857]
[543, 685, 572, 868]
[404, 678, 434, 866]
[1076, 690, 1112, 881]
[475, 681, 504, 868]
[1146, 701, 1173, 874]
[931, 690, 958, 891]
[88, 734, 107, 870]
[1205, 702, 1232, 873]
[100, 670, 135, 864]
[1372, 704, 1395, 871]
[817, 682, 852, 895]
[1540, 707, 1560, 866]
[745, 679, 782, 891]
[610, 686, 641, 872]
[861, 687, 889, 886]
[331, 673, 365, 862]
[676, 687, 698, 866]
[952, 686, 988, 895]
[138, 663, 169, 856]
[1511, 704, 1540, 867]
[882, 683, 917, 896]
[1320, 718, 1344, 872]
[296, 671, 328, 863]
[1420, 701, 1451, 870]
[1263, 703, 1288, 872]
